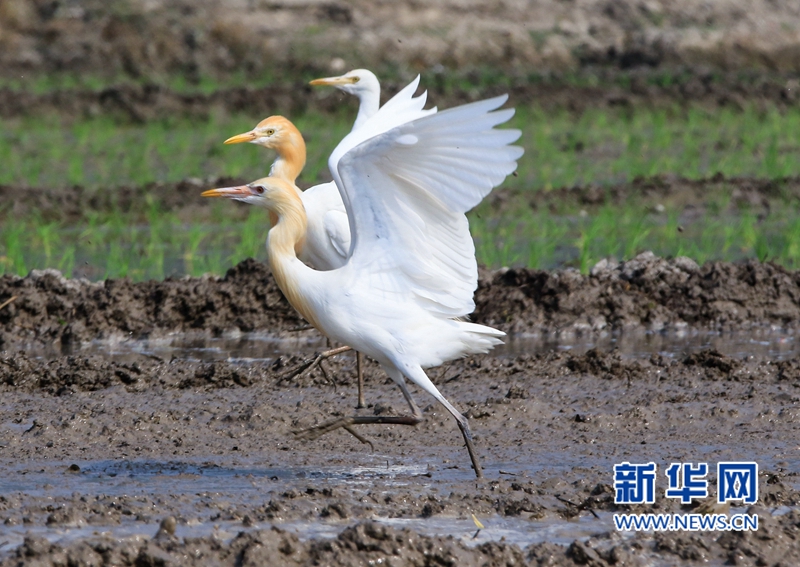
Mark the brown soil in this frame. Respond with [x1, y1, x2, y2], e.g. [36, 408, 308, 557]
[3, 173, 795, 225]
[1, 344, 799, 565]
[3, 1, 800, 81]
[1, 67, 799, 123]
[4, 252, 800, 352]
[512, 173, 800, 218]
[3, 254, 800, 564]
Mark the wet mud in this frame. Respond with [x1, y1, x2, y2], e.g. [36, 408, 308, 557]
[1, 344, 799, 565]
[2, 255, 800, 564]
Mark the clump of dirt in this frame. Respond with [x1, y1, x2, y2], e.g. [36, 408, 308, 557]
[0, 258, 304, 350]
[475, 251, 800, 335]
[4, 252, 800, 351]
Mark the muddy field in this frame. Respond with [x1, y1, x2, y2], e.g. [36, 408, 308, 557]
[2, 251, 800, 566]
[5, 1, 800, 563]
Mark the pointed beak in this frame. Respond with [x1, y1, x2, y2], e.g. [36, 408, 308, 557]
[224, 131, 257, 145]
[201, 185, 251, 198]
[309, 75, 352, 87]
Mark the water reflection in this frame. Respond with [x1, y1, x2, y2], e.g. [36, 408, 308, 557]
[50, 327, 800, 364]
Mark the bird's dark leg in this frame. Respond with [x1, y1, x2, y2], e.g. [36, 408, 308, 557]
[295, 366, 484, 479]
[294, 377, 422, 443]
[408, 367, 484, 479]
[356, 352, 366, 409]
[278, 346, 367, 409]
[284, 326, 365, 406]
[452, 412, 483, 479]
[277, 345, 351, 384]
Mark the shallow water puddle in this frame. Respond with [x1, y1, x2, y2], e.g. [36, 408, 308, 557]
[0, 456, 612, 556]
[52, 327, 800, 363]
[0, 512, 613, 557]
[501, 327, 799, 360]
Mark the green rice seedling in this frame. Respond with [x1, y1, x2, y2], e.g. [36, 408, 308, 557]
[230, 210, 269, 266]
[58, 245, 76, 278]
[182, 223, 209, 276]
[1, 220, 27, 276]
[575, 211, 611, 274]
[781, 216, 800, 267]
[622, 213, 652, 260]
[34, 218, 60, 264]
[5, 103, 800, 192]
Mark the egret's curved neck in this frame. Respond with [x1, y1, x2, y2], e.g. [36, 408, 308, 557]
[264, 183, 321, 329]
[352, 87, 381, 130]
[268, 133, 307, 182]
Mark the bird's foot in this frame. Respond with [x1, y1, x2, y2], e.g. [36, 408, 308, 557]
[294, 416, 375, 449]
[294, 414, 423, 449]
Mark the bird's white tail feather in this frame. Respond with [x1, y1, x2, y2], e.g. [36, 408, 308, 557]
[458, 321, 505, 354]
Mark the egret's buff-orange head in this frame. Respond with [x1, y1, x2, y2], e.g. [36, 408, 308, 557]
[224, 116, 307, 181]
[224, 116, 303, 150]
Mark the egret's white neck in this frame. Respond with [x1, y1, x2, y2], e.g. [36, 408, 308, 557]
[352, 87, 381, 130]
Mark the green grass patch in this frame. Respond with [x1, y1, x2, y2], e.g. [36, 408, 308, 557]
[2, 104, 799, 191]
[0, 205, 270, 281]
[3, 102, 800, 279]
[0, 110, 352, 189]
[471, 204, 800, 271]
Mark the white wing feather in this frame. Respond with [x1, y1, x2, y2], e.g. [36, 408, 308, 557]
[331, 94, 522, 317]
[323, 209, 350, 259]
[299, 182, 348, 269]
[299, 76, 436, 271]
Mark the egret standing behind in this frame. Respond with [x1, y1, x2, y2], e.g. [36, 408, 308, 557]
[223, 71, 431, 408]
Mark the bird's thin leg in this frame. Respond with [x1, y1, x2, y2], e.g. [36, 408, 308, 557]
[277, 345, 352, 383]
[342, 424, 374, 450]
[294, 412, 422, 442]
[356, 352, 366, 409]
[294, 374, 423, 443]
[431, 394, 484, 479]
[403, 364, 484, 479]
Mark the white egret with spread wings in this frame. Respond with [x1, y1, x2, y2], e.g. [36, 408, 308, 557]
[203, 82, 522, 477]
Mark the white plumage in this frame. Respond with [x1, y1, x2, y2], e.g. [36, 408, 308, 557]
[204, 78, 522, 477]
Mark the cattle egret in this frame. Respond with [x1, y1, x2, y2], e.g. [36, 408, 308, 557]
[203, 80, 522, 477]
[309, 68, 381, 130]
[225, 72, 433, 408]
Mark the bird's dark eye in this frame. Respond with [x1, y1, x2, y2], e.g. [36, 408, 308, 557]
[352, 76, 360, 83]
[265, 129, 275, 136]
[254, 185, 265, 194]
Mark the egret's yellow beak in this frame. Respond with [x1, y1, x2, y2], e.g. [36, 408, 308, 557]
[309, 75, 353, 87]
[224, 131, 257, 145]
[201, 185, 251, 198]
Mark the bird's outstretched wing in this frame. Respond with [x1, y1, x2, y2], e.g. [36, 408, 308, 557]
[332, 94, 523, 317]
